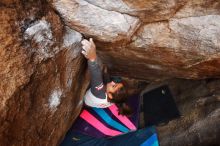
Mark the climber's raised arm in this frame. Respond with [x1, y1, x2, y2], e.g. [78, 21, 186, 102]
[81, 38, 131, 111]
[81, 38, 106, 99]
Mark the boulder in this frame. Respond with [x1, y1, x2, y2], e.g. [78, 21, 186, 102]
[0, 1, 88, 146]
[1, 0, 220, 146]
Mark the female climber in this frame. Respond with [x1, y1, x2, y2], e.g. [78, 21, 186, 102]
[60, 38, 159, 146]
[81, 38, 132, 115]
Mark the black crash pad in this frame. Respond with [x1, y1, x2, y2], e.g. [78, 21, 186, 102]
[143, 85, 180, 127]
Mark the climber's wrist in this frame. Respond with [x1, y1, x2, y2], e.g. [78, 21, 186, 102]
[88, 54, 97, 62]
[89, 58, 96, 62]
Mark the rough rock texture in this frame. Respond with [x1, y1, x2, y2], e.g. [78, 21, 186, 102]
[174, 0, 220, 18]
[52, 0, 220, 81]
[53, 0, 140, 42]
[84, 0, 187, 23]
[123, 15, 220, 80]
[97, 14, 220, 80]
[1, 0, 220, 146]
[0, 1, 88, 146]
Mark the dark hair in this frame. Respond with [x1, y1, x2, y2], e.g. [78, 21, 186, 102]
[108, 80, 133, 116]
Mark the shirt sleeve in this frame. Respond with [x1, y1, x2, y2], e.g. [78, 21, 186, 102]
[88, 59, 106, 99]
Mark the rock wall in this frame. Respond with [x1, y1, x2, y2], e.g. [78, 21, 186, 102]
[0, 1, 89, 146]
[0, 0, 220, 146]
[53, 0, 220, 81]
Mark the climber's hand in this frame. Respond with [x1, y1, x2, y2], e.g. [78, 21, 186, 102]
[81, 38, 97, 62]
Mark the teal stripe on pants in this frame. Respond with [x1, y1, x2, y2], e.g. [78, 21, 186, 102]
[93, 108, 129, 133]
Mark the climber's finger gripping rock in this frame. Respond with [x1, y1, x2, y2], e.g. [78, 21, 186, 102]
[81, 38, 97, 62]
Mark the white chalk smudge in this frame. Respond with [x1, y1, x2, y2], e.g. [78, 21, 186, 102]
[24, 20, 55, 60]
[63, 26, 82, 58]
[24, 20, 52, 42]
[49, 89, 62, 110]
[63, 26, 82, 47]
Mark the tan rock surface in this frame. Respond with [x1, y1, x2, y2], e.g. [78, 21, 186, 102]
[51, 0, 220, 81]
[53, 0, 140, 42]
[0, 1, 88, 146]
[174, 0, 220, 18]
[84, 0, 187, 22]
[97, 15, 220, 80]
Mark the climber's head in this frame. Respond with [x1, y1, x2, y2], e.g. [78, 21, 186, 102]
[106, 76, 124, 99]
[106, 76, 132, 116]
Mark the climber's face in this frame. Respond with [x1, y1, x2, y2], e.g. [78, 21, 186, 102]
[106, 81, 123, 99]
